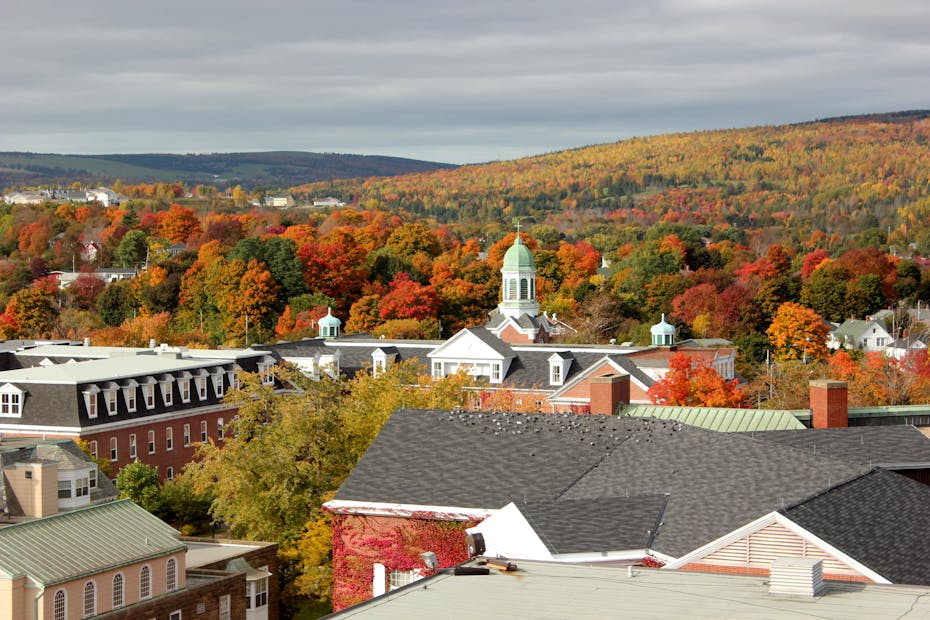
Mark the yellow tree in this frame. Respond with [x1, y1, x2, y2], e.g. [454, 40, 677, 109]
[766, 302, 830, 362]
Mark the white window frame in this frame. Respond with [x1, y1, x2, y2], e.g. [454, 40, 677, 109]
[388, 569, 417, 591]
[219, 594, 231, 620]
[217, 417, 225, 441]
[166, 466, 174, 480]
[143, 382, 156, 409]
[166, 426, 174, 451]
[53, 590, 66, 620]
[89, 440, 98, 459]
[180, 379, 191, 403]
[82, 580, 96, 618]
[432, 361, 443, 379]
[140, 564, 152, 600]
[183, 423, 191, 447]
[105, 389, 118, 415]
[110, 437, 118, 461]
[112, 573, 124, 609]
[83, 387, 99, 419]
[166, 557, 178, 591]
[227, 370, 239, 391]
[213, 371, 225, 397]
[147, 430, 156, 455]
[129, 434, 137, 459]
[551, 365, 561, 385]
[196, 375, 208, 400]
[200, 420, 208, 443]
[122, 381, 138, 412]
[0, 383, 25, 417]
[492, 364, 501, 382]
[160, 379, 174, 406]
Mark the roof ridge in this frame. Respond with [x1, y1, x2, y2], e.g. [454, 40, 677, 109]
[778, 467, 880, 513]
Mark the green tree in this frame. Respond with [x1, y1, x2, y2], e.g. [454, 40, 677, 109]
[115, 460, 163, 514]
[116, 229, 149, 267]
[98, 281, 138, 327]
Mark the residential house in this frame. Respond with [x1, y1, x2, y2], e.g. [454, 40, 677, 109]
[312, 197, 346, 207]
[0, 342, 276, 480]
[48, 268, 138, 289]
[0, 499, 278, 620]
[85, 187, 123, 207]
[324, 397, 930, 609]
[264, 196, 295, 208]
[827, 318, 892, 352]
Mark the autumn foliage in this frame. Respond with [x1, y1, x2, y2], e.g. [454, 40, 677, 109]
[648, 352, 746, 407]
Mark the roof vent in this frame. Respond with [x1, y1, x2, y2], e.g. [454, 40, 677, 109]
[769, 557, 824, 597]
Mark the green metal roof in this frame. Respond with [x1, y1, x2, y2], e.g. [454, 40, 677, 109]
[502, 235, 535, 271]
[621, 405, 808, 432]
[0, 499, 183, 586]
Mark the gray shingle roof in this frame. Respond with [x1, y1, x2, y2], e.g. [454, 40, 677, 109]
[747, 426, 930, 466]
[782, 469, 930, 585]
[335, 410, 872, 559]
[0, 499, 183, 586]
[519, 495, 667, 554]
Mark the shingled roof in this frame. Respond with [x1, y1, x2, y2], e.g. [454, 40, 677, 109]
[333, 409, 872, 559]
[747, 426, 930, 467]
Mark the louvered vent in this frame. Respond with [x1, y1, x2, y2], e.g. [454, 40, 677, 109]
[769, 557, 824, 596]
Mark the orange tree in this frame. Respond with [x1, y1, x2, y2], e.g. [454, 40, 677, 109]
[766, 302, 830, 362]
[648, 352, 746, 407]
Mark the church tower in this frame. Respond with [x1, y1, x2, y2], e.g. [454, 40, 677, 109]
[498, 233, 540, 320]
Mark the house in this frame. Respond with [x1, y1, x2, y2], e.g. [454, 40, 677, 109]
[264, 196, 295, 208]
[312, 197, 346, 207]
[324, 394, 930, 609]
[48, 268, 138, 289]
[0, 499, 278, 620]
[827, 318, 892, 352]
[325, 559, 930, 619]
[2, 191, 45, 205]
[260, 235, 736, 413]
[85, 187, 123, 207]
[0, 342, 276, 480]
[1, 437, 118, 519]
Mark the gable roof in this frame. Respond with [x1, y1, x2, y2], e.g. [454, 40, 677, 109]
[333, 409, 871, 560]
[782, 469, 930, 585]
[832, 319, 887, 341]
[428, 327, 516, 361]
[0, 499, 183, 585]
[622, 404, 807, 431]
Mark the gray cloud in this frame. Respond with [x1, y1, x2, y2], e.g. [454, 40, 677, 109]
[2, 0, 929, 164]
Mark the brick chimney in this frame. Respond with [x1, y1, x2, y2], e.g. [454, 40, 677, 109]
[809, 380, 848, 428]
[589, 374, 630, 415]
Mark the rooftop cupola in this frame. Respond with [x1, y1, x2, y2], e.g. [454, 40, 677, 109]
[498, 233, 539, 319]
[650, 314, 676, 347]
[318, 307, 341, 338]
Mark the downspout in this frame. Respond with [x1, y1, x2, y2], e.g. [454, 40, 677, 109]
[32, 579, 45, 620]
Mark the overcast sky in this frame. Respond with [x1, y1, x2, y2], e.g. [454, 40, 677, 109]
[2, 0, 928, 164]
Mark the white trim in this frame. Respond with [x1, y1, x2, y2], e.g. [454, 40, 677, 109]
[663, 511, 891, 584]
[324, 499, 497, 520]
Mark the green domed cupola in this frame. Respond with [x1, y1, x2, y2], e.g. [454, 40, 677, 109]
[318, 307, 341, 338]
[499, 233, 539, 319]
[650, 313, 676, 346]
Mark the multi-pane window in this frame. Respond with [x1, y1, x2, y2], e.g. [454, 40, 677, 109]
[217, 418, 225, 441]
[89, 440, 98, 459]
[228, 371, 239, 391]
[183, 424, 191, 447]
[166, 557, 177, 591]
[84, 391, 98, 418]
[492, 364, 501, 382]
[112, 573, 124, 608]
[0, 389, 22, 416]
[258, 362, 275, 386]
[148, 430, 156, 454]
[123, 385, 137, 412]
[219, 594, 231, 620]
[200, 421, 208, 443]
[160, 381, 173, 406]
[144, 384, 156, 409]
[89, 467, 97, 489]
[83, 581, 96, 618]
[247, 577, 269, 608]
[110, 437, 118, 461]
[213, 373, 224, 397]
[432, 361, 443, 379]
[140, 565, 151, 599]
[75, 476, 89, 498]
[551, 365, 561, 384]
[166, 427, 174, 451]
[53, 590, 65, 620]
[180, 380, 191, 403]
[58, 479, 71, 499]
[129, 434, 137, 459]
[105, 390, 118, 415]
[166, 466, 174, 480]
[389, 570, 416, 590]
[196, 377, 208, 400]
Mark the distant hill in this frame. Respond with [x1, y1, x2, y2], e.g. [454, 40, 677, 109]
[0, 151, 456, 189]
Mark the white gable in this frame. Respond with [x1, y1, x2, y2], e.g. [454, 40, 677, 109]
[428, 329, 513, 363]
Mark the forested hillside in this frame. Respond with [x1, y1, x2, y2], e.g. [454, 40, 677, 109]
[3, 111, 930, 408]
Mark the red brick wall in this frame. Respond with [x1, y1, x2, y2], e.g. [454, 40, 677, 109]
[182, 538, 279, 620]
[96, 569, 245, 620]
[331, 512, 477, 611]
[810, 380, 848, 428]
[590, 375, 630, 415]
[84, 407, 238, 480]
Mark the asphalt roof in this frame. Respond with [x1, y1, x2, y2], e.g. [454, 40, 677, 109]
[0, 499, 183, 586]
[622, 404, 807, 431]
[335, 409, 872, 559]
[747, 426, 930, 466]
[327, 560, 930, 619]
[782, 469, 930, 585]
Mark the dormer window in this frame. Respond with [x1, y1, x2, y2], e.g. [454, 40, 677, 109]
[548, 352, 572, 386]
[144, 383, 155, 409]
[159, 377, 174, 406]
[122, 380, 138, 412]
[371, 349, 396, 377]
[82, 386, 100, 419]
[258, 360, 275, 386]
[104, 387, 119, 415]
[180, 379, 191, 403]
[227, 370, 239, 391]
[551, 365, 562, 384]
[213, 370, 225, 397]
[195, 373, 208, 400]
[0, 384, 25, 417]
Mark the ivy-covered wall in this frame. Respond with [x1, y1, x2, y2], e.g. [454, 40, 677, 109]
[331, 512, 477, 610]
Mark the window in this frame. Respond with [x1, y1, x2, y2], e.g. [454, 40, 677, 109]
[25, 470, 33, 479]
[219, 594, 231, 620]
[105, 389, 118, 415]
[140, 565, 151, 599]
[227, 370, 239, 391]
[148, 430, 156, 454]
[129, 434, 137, 459]
[83, 581, 96, 618]
[492, 364, 501, 382]
[89, 467, 97, 489]
[551, 365, 561, 384]
[54, 590, 66, 620]
[144, 383, 155, 409]
[112, 573, 124, 608]
[432, 361, 443, 379]
[196, 376, 207, 400]
[183, 424, 191, 447]
[169, 612, 181, 620]
[213, 373, 224, 397]
[84, 390, 98, 419]
[247, 577, 269, 608]
[200, 421, 208, 443]
[166, 466, 174, 480]
[0, 384, 24, 417]
[75, 476, 89, 498]
[520, 278, 529, 299]
[58, 479, 71, 499]
[180, 379, 191, 403]
[166, 427, 174, 451]
[160, 380, 173, 406]
[166, 557, 177, 591]
[217, 418, 225, 441]
[89, 440, 98, 459]
[258, 362, 275, 386]
[389, 570, 416, 590]
[123, 384, 137, 412]
[110, 437, 118, 461]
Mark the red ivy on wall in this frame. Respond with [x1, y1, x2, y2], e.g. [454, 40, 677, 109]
[331, 512, 478, 611]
